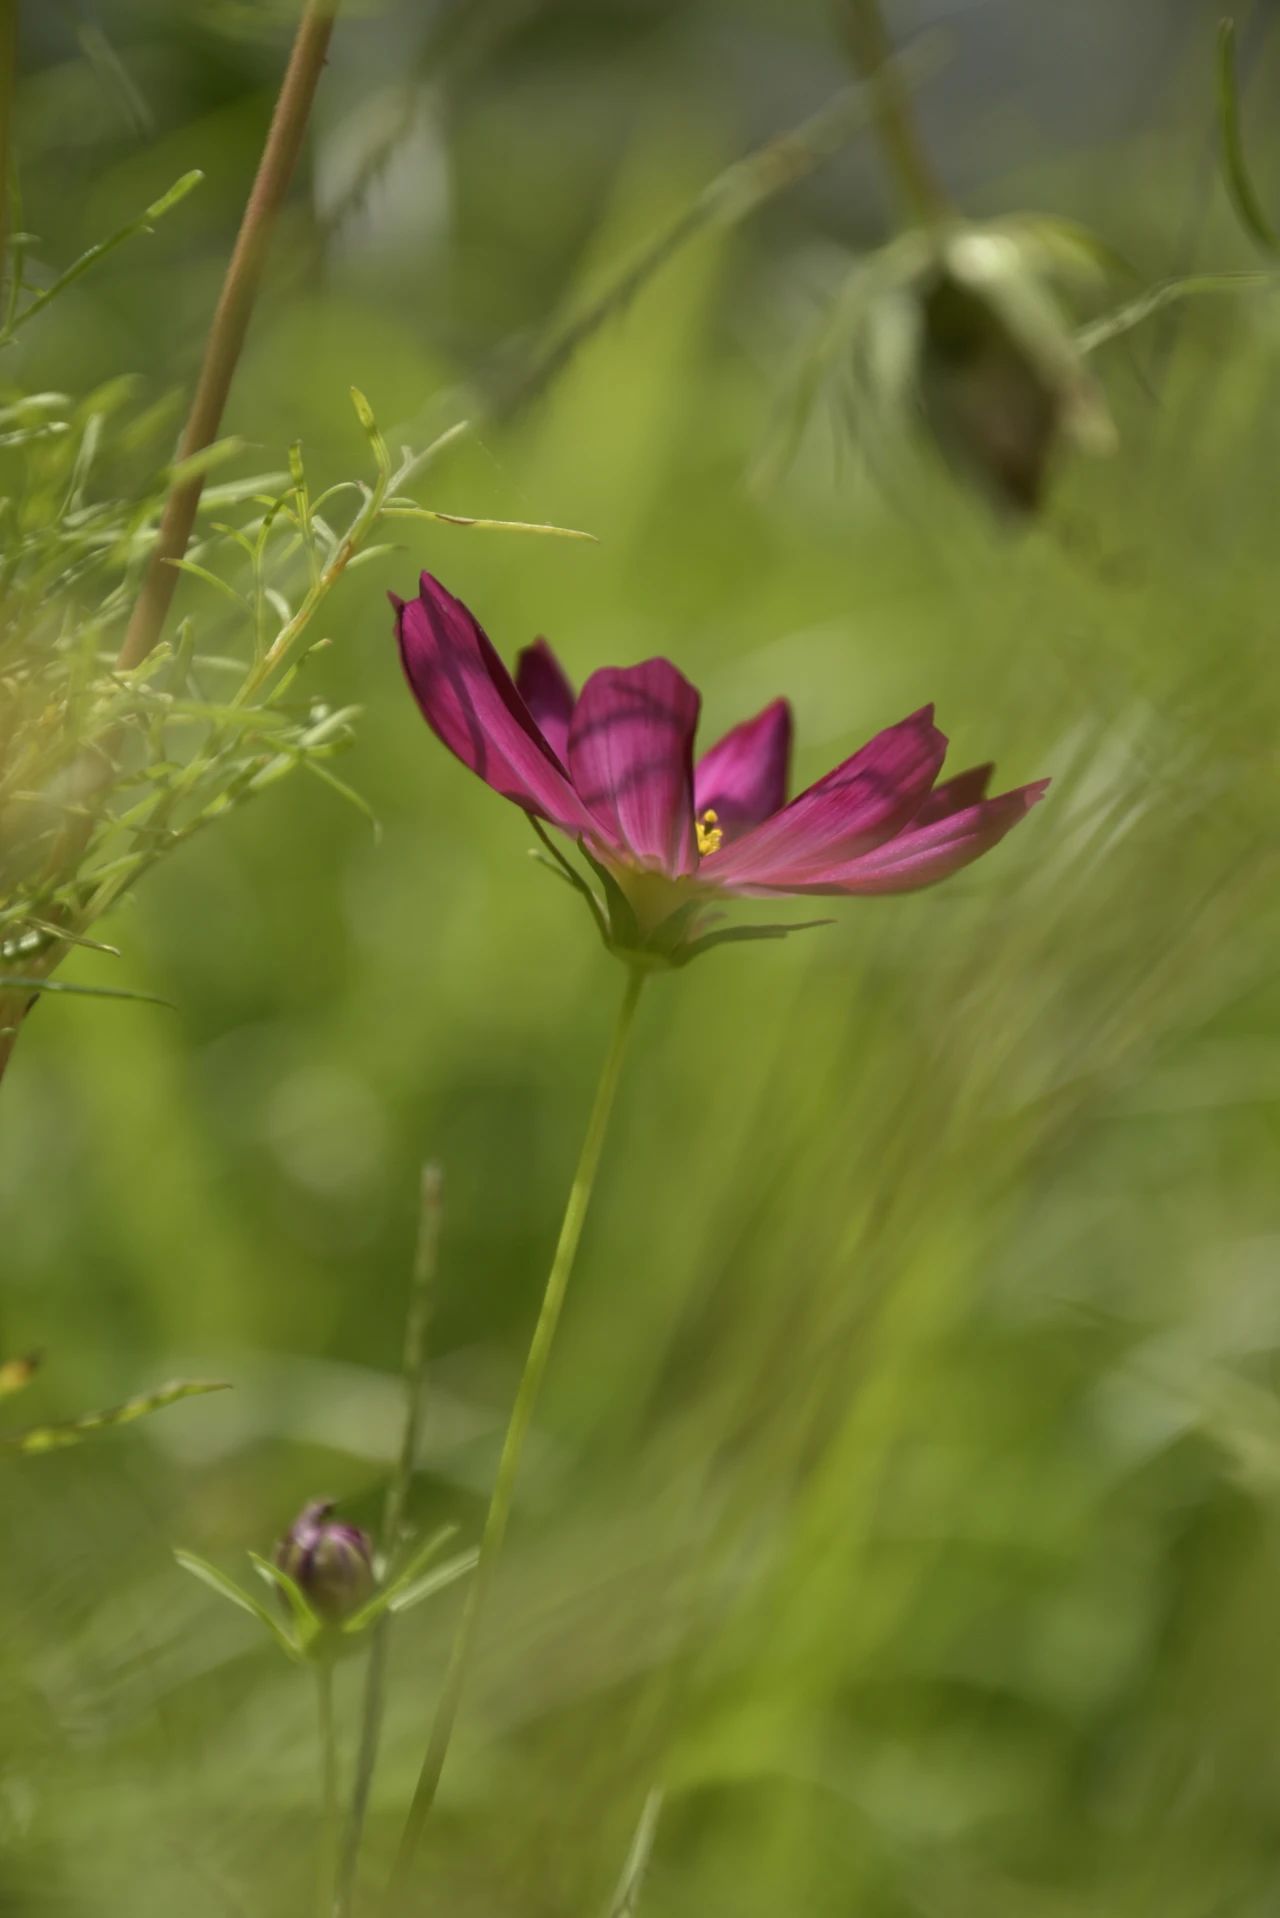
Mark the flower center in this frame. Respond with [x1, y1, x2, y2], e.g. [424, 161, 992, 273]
[695, 808, 723, 857]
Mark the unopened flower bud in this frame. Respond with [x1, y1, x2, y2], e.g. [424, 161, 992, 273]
[273, 1499, 375, 1623]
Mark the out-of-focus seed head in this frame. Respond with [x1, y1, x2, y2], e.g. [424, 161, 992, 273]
[273, 1498, 375, 1623]
[917, 226, 1116, 515]
[763, 216, 1115, 519]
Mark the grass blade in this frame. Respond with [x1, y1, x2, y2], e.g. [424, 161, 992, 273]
[605, 1789, 664, 1918]
[1217, 19, 1280, 257]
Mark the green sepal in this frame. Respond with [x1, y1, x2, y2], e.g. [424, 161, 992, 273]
[577, 841, 641, 951]
[379, 1547, 479, 1619]
[173, 1548, 303, 1660]
[342, 1535, 478, 1633]
[339, 1523, 459, 1634]
[671, 918, 833, 967]
[526, 817, 609, 944]
[248, 1551, 323, 1655]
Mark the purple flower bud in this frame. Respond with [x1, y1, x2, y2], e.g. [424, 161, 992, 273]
[273, 1499, 375, 1623]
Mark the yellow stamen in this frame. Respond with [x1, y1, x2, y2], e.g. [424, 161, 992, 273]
[695, 808, 723, 857]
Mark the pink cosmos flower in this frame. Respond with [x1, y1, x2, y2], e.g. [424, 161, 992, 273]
[394, 572, 1047, 964]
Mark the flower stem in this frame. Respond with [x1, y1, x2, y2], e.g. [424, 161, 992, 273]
[117, 0, 339, 672]
[315, 1656, 340, 1917]
[390, 966, 648, 1892]
[336, 1163, 444, 1916]
[836, 0, 949, 226]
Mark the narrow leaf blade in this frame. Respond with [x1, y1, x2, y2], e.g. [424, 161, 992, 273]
[8, 1378, 229, 1452]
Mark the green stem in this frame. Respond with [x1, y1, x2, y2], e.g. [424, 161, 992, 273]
[836, 0, 948, 225]
[315, 1657, 340, 1918]
[390, 967, 648, 1891]
[117, 0, 338, 672]
[337, 1164, 444, 1916]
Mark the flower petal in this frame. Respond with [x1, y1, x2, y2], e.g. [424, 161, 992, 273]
[742, 779, 1049, 895]
[707, 706, 947, 888]
[568, 660, 702, 876]
[913, 762, 993, 825]
[694, 699, 792, 835]
[395, 575, 594, 834]
[515, 638, 575, 764]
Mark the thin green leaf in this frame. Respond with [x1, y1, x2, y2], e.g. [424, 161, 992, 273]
[9, 1379, 230, 1453]
[1078, 271, 1275, 354]
[163, 556, 251, 611]
[605, 1788, 665, 1918]
[1217, 18, 1280, 257]
[174, 1549, 301, 1657]
[27, 923, 121, 956]
[248, 1551, 323, 1651]
[0, 976, 174, 1008]
[164, 436, 248, 489]
[340, 1525, 460, 1633]
[11, 170, 204, 334]
[383, 1547, 479, 1617]
[303, 760, 382, 839]
[344, 542, 400, 571]
[0, 420, 70, 449]
[381, 504, 597, 542]
[160, 699, 295, 730]
[0, 392, 70, 424]
[199, 470, 290, 510]
[350, 386, 391, 484]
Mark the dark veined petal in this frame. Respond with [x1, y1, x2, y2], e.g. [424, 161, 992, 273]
[913, 762, 993, 825]
[515, 638, 575, 764]
[568, 660, 702, 877]
[694, 699, 792, 836]
[740, 779, 1049, 896]
[707, 706, 947, 889]
[395, 575, 595, 835]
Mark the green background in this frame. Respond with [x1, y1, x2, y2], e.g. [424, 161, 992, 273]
[4, 2, 1280, 1912]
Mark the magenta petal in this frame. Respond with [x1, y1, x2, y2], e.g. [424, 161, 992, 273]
[694, 699, 792, 835]
[568, 660, 702, 876]
[396, 574, 594, 834]
[757, 779, 1050, 895]
[515, 638, 575, 764]
[708, 706, 947, 888]
[914, 763, 993, 825]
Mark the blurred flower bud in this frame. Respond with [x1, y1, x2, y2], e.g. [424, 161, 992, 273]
[273, 1499, 375, 1623]
[764, 216, 1115, 518]
[917, 226, 1116, 515]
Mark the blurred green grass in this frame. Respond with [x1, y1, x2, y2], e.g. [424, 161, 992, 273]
[5, 4, 1280, 1914]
